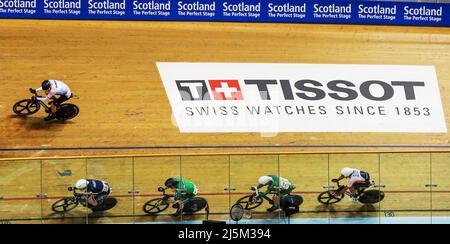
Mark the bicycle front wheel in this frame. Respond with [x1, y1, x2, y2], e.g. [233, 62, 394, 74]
[318, 191, 344, 205]
[236, 195, 263, 210]
[13, 99, 40, 116]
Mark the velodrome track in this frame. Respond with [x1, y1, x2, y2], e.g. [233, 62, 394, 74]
[0, 20, 449, 224]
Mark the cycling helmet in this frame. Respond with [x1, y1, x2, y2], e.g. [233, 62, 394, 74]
[258, 176, 273, 185]
[41, 80, 51, 90]
[75, 179, 88, 189]
[165, 178, 179, 188]
[341, 168, 355, 178]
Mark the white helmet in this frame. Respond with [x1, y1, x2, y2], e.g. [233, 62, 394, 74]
[341, 168, 355, 177]
[75, 179, 88, 189]
[258, 176, 273, 185]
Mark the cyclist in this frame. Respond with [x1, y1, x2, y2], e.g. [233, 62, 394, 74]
[74, 179, 111, 208]
[164, 177, 199, 216]
[332, 167, 374, 201]
[30, 80, 72, 121]
[256, 175, 296, 212]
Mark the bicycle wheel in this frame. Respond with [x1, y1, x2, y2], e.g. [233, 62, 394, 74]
[236, 195, 263, 210]
[13, 99, 40, 116]
[183, 197, 208, 213]
[143, 198, 169, 214]
[52, 197, 79, 213]
[56, 104, 79, 121]
[230, 203, 245, 222]
[359, 190, 385, 204]
[318, 191, 344, 205]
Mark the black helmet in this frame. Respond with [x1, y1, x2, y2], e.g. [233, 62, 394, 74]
[165, 178, 179, 188]
[41, 80, 51, 90]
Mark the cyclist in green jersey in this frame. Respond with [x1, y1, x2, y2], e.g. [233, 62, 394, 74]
[256, 175, 296, 212]
[165, 177, 199, 215]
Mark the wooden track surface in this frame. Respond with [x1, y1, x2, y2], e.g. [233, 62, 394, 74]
[0, 20, 449, 158]
[0, 20, 449, 223]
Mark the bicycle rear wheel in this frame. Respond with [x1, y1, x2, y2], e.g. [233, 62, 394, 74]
[183, 197, 208, 213]
[56, 104, 79, 120]
[359, 190, 385, 204]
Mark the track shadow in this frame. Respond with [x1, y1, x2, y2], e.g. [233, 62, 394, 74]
[9, 114, 74, 131]
[357, 204, 379, 214]
[345, 205, 380, 218]
[318, 203, 380, 219]
[314, 204, 333, 212]
[45, 212, 89, 224]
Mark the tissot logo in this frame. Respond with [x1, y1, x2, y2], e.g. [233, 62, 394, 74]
[158, 63, 447, 133]
[209, 80, 243, 100]
[176, 80, 210, 101]
[176, 80, 243, 101]
[176, 79, 425, 102]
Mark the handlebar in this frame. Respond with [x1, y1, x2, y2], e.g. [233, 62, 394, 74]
[254, 188, 260, 198]
[158, 186, 175, 198]
[68, 187, 96, 198]
[250, 187, 279, 197]
[331, 179, 342, 187]
[29, 88, 44, 100]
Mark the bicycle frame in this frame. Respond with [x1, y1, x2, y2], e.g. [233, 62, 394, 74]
[252, 188, 276, 204]
[34, 94, 56, 109]
[159, 187, 176, 203]
[151, 187, 207, 215]
[29, 90, 60, 111]
[70, 187, 105, 207]
[331, 180, 369, 198]
[36, 100, 51, 111]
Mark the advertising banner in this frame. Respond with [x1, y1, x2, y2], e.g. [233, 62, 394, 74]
[157, 62, 447, 133]
[0, 0, 448, 27]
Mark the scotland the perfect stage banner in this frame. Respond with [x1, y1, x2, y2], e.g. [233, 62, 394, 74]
[0, 0, 448, 27]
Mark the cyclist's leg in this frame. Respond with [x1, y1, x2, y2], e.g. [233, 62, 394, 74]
[183, 193, 197, 209]
[179, 194, 203, 213]
[357, 180, 372, 195]
[172, 195, 187, 216]
[44, 111, 57, 121]
[78, 198, 88, 208]
[272, 194, 280, 207]
[182, 198, 191, 210]
[267, 191, 282, 212]
[279, 188, 293, 202]
[348, 186, 360, 200]
[95, 192, 109, 206]
[52, 95, 70, 110]
[45, 95, 71, 121]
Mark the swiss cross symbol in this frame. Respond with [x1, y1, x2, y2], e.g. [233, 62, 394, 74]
[208, 80, 243, 100]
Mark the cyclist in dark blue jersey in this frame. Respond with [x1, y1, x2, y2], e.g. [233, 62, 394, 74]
[74, 179, 111, 207]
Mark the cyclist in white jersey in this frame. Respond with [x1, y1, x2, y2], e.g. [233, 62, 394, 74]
[30, 80, 73, 121]
[332, 168, 374, 201]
